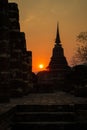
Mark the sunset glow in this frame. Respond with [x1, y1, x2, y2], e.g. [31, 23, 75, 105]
[38, 64, 44, 69]
[9, 0, 87, 72]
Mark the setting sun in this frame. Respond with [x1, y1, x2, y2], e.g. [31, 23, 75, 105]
[38, 64, 44, 69]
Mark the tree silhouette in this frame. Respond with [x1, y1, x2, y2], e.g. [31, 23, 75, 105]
[72, 32, 87, 65]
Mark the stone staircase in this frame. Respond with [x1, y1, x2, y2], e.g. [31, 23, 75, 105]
[11, 105, 79, 130]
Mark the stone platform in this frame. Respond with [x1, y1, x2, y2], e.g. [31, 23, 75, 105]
[0, 91, 87, 114]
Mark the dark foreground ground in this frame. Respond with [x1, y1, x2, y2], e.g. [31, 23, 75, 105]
[0, 91, 87, 130]
[0, 91, 87, 113]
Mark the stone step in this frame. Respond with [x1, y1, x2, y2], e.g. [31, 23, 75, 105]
[11, 121, 77, 130]
[13, 121, 76, 124]
[14, 112, 76, 122]
[11, 104, 87, 130]
[16, 105, 75, 112]
[16, 111, 74, 114]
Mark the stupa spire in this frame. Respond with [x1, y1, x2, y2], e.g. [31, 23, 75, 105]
[55, 22, 61, 44]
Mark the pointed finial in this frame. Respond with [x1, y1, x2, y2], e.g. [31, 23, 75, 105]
[55, 22, 61, 44]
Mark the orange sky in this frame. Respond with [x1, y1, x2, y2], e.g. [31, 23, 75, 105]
[9, 0, 87, 72]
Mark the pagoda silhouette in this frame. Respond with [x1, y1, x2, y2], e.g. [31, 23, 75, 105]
[47, 23, 69, 71]
[37, 23, 71, 88]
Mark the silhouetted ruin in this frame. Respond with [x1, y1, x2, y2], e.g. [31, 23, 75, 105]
[37, 24, 71, 90]
[0, 0, 32, 102]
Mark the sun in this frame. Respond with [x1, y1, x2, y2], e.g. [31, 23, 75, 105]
[38, 64, 44, 69]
